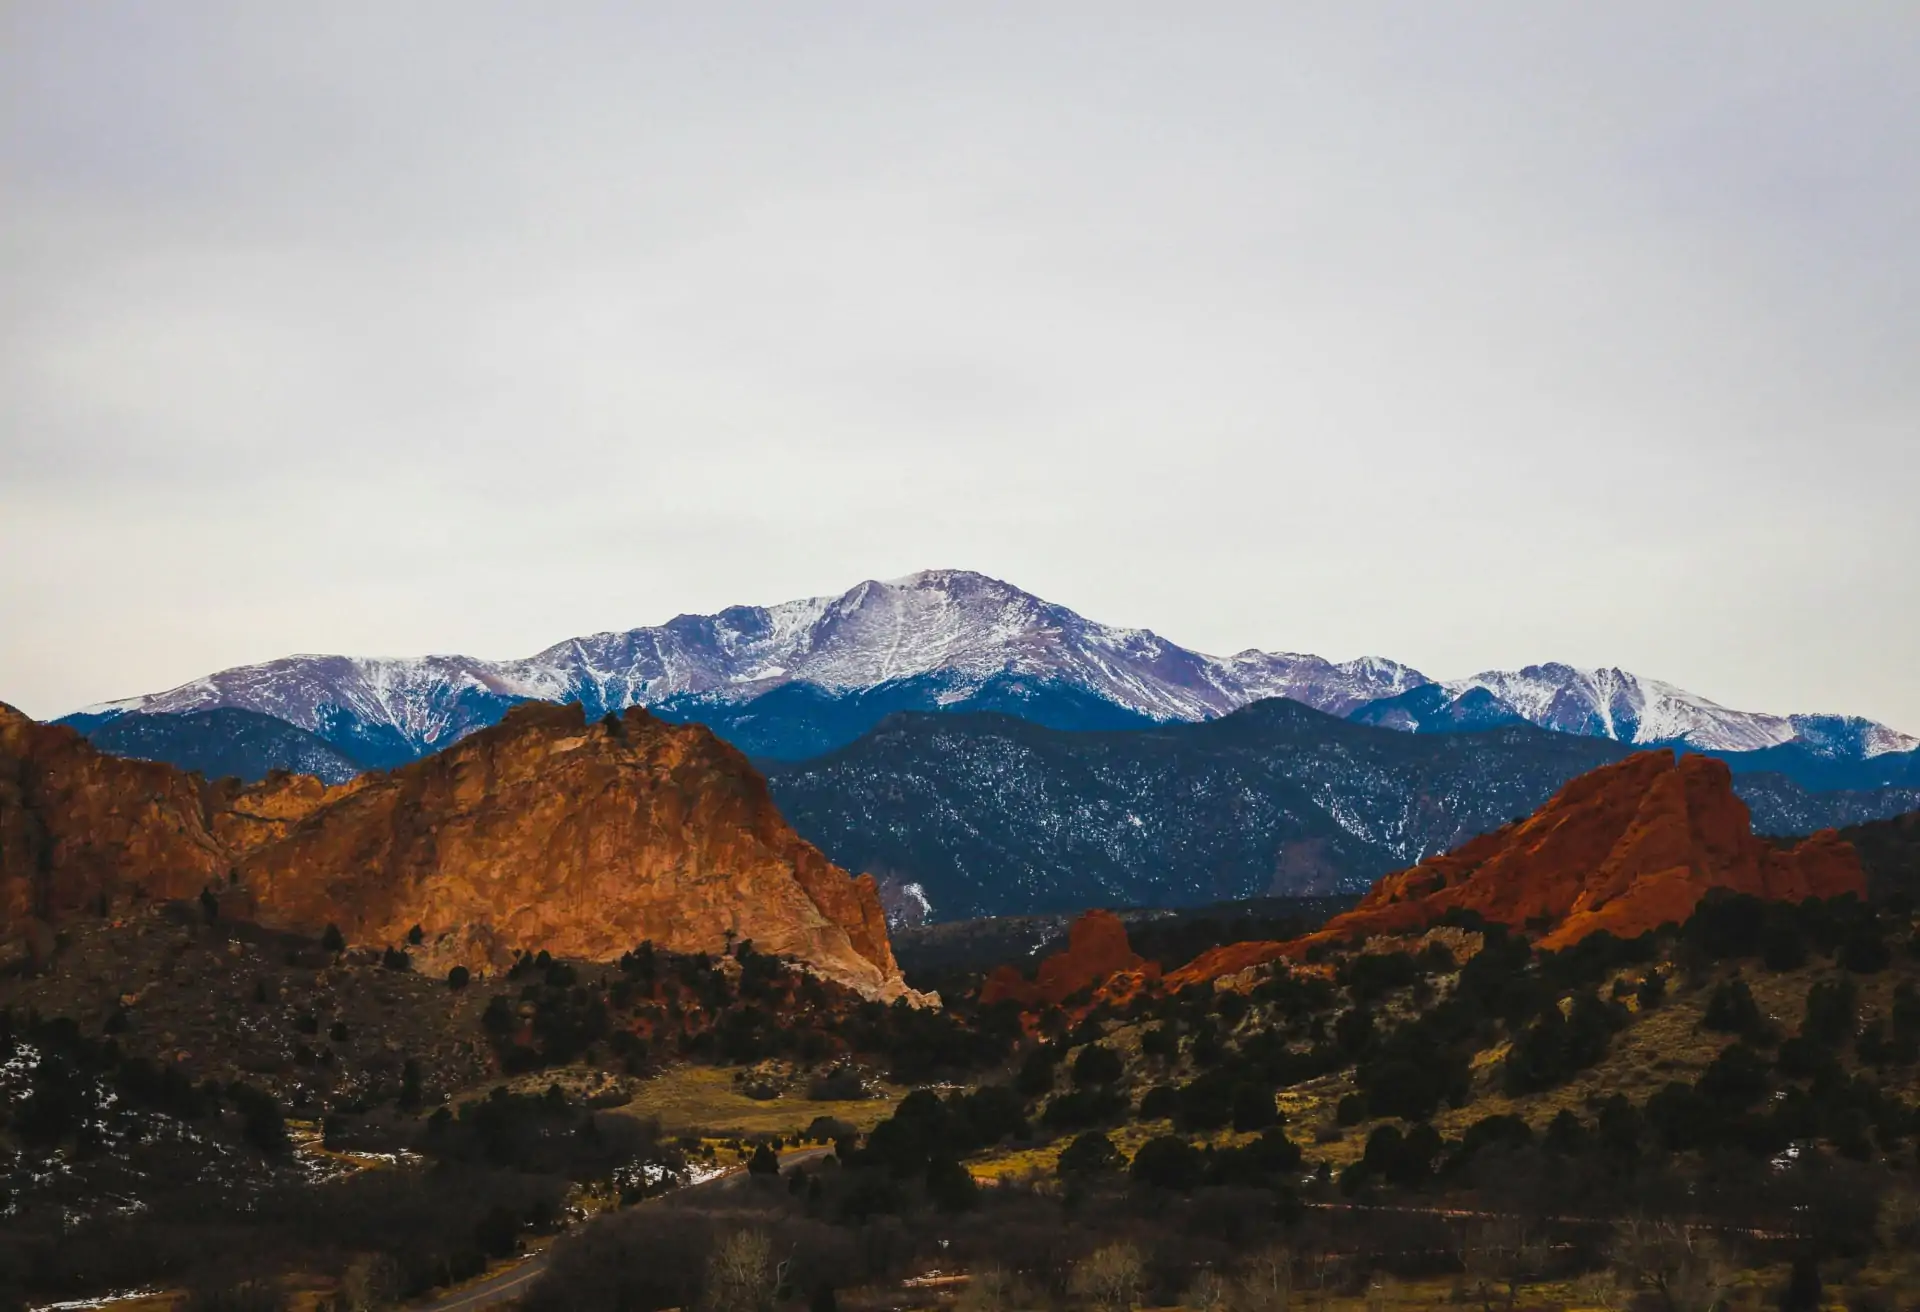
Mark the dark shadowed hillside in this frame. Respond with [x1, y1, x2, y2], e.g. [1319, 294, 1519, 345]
[765, 700, 1639, 920]
[79, 707, 368, 784]
[767, 702, 1917, 924]
[651, 671, 1160, 761]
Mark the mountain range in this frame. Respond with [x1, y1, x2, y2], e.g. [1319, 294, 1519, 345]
[58, 570, 1918, 784]
[757, 699, 1920, 922]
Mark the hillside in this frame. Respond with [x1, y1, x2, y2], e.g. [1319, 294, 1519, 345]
[764, 701, 1902, 922]
[79, 706, 367, 783]
[1170, 751, 1862, 984]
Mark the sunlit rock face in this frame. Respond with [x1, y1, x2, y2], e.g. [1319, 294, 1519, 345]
[980, 909, 1158, 1009]
[0, 700, 919, 1002]
[1169, 750, 1866, 986]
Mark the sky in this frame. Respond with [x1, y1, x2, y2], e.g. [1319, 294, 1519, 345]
[3, 4, 1917, 729]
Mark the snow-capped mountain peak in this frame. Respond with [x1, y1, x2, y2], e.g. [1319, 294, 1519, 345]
[1429, 662, 1920, 756]
[63, 569, 1912, 768]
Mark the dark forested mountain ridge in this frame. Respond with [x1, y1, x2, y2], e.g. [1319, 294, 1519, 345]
[77, 707, 368, 784]
[765, 699, 1920, 924]
[649, 670, 1161, 761]
[763, 700, 1639, 921]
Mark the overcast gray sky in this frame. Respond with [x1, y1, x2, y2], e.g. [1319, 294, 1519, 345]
[3, 3, 1916, 728]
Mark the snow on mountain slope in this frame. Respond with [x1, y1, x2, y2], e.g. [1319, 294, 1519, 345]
[67, 569, 1911, 766]
[74, 571, 1432, 759]
[1438, 664, 1919, 756]
[1445, 664, 1793, 752]
[1785, 714, 1920, 760]
[1216, 651, 1432, 717]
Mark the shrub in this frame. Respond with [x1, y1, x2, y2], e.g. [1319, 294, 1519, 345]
[926, 1156, 977, 1212]
[1231, 1084, 1280, 1133]
[1502, 993, 1624, 1095]
[482, 995, 515, 1035]
[1169, 1069, 1239, 1132]
[1635, 971, 1666, 1011]
[1137, 1085, 1178, 1121]
[1130, 1135, 1204, 1192]
[1058, 1131, 1125, 1178]
[1205, 1127, 1302, 1188]
[1702, 977, 1764, 1037]
[806, 1068, 868, 1101]
[448, 965, 471, 990]
[1333, 1007, 1374, 1056]
[1014, 1046, 1059, 1097]
[1696, 1042, 1770, 1110]
[1759, 913, 1807, 971]
[1840, 928, 1891, 975]
[1348, 1122, 1441, 1190]
[1041, 1086, 1126, 1131]
[1070, 1043, 1124, 1089]
[1803, 977, 1859, 1047]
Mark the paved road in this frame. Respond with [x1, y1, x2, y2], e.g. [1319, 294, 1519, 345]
[417, 1146, 833, 1312]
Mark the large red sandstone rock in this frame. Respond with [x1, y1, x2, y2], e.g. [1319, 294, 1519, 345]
[0, 706, 232, 928]
[980, 908, 1156, 1008]
[1168, 751, 1864, 987]
[0, 701, 919, 1001]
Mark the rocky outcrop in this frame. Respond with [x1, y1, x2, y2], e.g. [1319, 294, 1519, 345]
[0, 704, 230, 930]
[980, 909, 1157, 1008]
[0, 700, 920, 1001]
[1170, 751, 1865, 985]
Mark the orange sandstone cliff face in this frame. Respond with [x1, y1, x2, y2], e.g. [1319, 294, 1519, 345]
[1169, 750, 1864, 986]
[0, 701, 919, 1002]
[0, 704, 232, 927]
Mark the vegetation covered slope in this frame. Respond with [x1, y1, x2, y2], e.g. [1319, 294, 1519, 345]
[766, 701, 1638, 918]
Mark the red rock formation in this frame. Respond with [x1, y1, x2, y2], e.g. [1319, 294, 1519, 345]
[0, 705, 229, 929]
[980, 909, 1158, 1008]
[1169, 751, 1865, 987]
[0, 700, 920, 1001]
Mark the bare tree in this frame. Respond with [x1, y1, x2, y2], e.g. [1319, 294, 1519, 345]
[705, 1230, 775, 1312]
[1183, 1269, 1228, 1312]
[336, 1254, 401, 1312]
[1237, 1244, 1294, 1312]
[958, 1266, 1028, 1312]
[1459, 1219, 1543, 1312]
[1571, 1267, 1624, 1312]
[1608, 1216, 1733, 1312]
[1070, 1243, 1144, 1312]
[1297, 1248, 1343, 1311]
